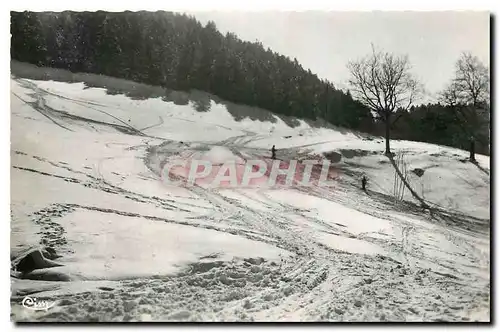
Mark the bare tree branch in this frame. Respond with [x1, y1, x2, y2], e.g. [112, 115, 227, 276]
[452, 52, 490, 107]
[390, 111, 407, 128]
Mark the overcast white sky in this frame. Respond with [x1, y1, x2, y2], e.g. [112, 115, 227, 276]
[189, 11, 490, 102]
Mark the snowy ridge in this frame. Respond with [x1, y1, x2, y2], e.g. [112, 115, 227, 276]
[10, 68, 489, 322]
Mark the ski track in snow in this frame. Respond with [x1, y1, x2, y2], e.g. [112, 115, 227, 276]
[10, 75, 490, 322]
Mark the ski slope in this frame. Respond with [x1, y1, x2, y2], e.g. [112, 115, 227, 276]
[10, 65, 490, 322]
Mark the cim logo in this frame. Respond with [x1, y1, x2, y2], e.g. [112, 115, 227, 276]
[22, 296, 56, 311]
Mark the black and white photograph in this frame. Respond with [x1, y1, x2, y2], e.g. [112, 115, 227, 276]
[9, 7, 491, 323]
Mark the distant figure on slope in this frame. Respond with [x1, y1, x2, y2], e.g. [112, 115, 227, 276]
[271, 145, 276, 160]
[469, 136, 476, 162]
[361, 175, 367, 191]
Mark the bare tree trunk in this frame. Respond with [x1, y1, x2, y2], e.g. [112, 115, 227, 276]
[385, 115, 391, 155]
[388, 155, 429, 209]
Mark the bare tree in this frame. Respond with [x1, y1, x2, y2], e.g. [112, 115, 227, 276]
[439, 52, 490, 160]
[347, 46, 422, 155]
[347, 47, 428, 208]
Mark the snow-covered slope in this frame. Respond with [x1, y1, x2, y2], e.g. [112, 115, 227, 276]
[10, 66, 490, 322]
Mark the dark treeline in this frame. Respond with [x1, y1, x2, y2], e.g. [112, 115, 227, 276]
[10, 11, 489, 155]
[10, 11, 373, 131]
[390, 103, 490, 155]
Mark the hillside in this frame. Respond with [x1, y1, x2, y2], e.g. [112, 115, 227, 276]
[10, 11, 372, 131]
[11, 11, 490, 155]
[10, 63, 490, 322]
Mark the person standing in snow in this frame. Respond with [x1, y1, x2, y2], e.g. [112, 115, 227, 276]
[469, 136, 476, 162]
[361, 175, 367, 191]
[271, 145, 276, 160]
